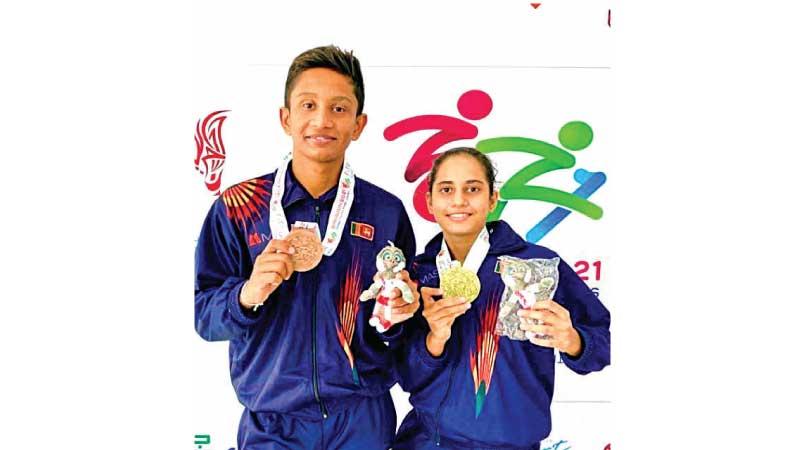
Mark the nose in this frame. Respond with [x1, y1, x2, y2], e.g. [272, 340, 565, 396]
[452, 189, 468, 207]
[311, 107, 333, 128]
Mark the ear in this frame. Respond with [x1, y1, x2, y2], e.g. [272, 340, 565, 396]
[376, 256, 385, 272]
[524, 269, 531, 283]
[489, 189, 499, 213]
[351, 113, 368, 140]
[279, 107, 291, 136]
[425, 190, 433, 215]
[394, 260, 405, 272]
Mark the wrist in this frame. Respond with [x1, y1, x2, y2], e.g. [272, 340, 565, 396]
[239, 280, 263, 310]
[426, 332, 448, 357]
[564, 327, 583, 357]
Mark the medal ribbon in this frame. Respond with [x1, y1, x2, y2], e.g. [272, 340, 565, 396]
[269, 152, 355, 256]
[436, 226, 491, 276]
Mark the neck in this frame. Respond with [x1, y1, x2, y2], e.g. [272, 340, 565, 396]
[443, 229, 482, 264]
[291, 155, 342, 199]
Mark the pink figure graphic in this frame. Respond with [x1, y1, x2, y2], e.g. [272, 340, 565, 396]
[384, 90, 492, 221]
[194, 110, 230, 195]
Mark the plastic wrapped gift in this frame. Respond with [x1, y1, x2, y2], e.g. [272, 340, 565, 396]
[494, 255, 560, 341]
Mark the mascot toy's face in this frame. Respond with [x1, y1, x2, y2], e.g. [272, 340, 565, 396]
[499, 259, 531, 292]
[377, 244, 405, 273]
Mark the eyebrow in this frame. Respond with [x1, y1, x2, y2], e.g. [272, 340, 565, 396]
[294, 93, 354, 103]
[435, 180, 486, 185]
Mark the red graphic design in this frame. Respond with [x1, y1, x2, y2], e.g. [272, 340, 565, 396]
[350, 222, 375, 241]
[608, 9, 611, 27]
[531, 3, 541, 9]
[384, 90, 492, 221]
[194, 110, 230, 195]
[337, 256, 363, 385]
[469, 290, 501, 417]
[248, 232, 269, 247]
[221, 178, 271, 232]
[604, 444, 611, 450]
[248, 232, 262, 247]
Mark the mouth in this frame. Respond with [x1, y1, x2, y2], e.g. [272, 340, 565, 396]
[446, 212, 472, 222]
[305, 134, 337, 145]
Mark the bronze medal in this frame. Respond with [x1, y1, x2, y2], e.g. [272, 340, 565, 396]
[286, 228, 323, 272]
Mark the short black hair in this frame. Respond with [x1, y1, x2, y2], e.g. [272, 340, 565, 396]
[284, 45, 365, 116]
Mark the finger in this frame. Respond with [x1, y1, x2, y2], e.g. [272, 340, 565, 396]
[257, 261, 291, 280]
[395, 270, 411, 284]
[386, 296, 412, 308]
[426, 302, 471, 322]
[404, 274, 419, 291]
[264, 238, 296, 255]
[440, 310, 468, 328]
[528, 335, 556, 348]
[264, 272, 283, 287]
[253, 272, 283, 292]
[390, 302, 419, 316]
[519, 322, 554, 335]
[434, 296, 470, 309]
[420, 287, 443, 305]
[256, 251, 293, 268]
[385, 288, 402, 300]
[532, 300, 570, 320]
[517, 308, 558, 324]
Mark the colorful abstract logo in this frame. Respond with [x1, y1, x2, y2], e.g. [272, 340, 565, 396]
[194, 110, 230, 195]
[469, 290, 502, 417]
[336, 255, 363, 385]
[384, 91, 606, 243]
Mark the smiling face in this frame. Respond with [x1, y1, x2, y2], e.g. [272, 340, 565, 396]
[426, 153, 498, 240]
[280, 67, 367, 167]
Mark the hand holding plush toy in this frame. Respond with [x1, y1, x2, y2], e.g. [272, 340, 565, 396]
[359, 241, 414, 332]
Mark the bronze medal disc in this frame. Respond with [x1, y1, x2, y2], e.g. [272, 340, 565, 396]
[286, 228, 324, 272]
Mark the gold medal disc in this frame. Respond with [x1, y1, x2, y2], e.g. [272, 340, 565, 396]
[440, 266, 481, 302]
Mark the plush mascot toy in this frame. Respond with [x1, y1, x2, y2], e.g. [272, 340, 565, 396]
[360, 241, 414, 332]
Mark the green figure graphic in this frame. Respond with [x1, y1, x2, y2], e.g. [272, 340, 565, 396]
[477, 121, 602, 222]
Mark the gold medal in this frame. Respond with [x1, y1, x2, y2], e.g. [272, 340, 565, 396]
[286, 228, 323, 272]
[440, 266, 481, 303]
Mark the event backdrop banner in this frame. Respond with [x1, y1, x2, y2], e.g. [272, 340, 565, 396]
[193, 2, 612, 449]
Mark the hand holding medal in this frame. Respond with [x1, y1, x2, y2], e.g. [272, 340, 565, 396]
[239, 238, 296, 309]
[420, 286, 471, 357]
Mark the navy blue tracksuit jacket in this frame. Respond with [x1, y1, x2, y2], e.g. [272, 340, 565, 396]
[397, 220, 610, 449]
[195, 164, 415, 424]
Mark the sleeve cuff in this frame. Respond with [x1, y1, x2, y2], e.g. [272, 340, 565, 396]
[561, 326, 592, 368]
[227, 279, 265, 326]
[416, 334, 450, 369]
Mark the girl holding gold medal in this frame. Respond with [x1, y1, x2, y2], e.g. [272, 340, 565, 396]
[395, 148, 611, 450]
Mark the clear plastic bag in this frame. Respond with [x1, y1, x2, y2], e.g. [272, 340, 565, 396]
[494, 256, 560, 340]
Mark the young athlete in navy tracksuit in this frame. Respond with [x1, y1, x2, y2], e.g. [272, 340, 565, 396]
[396, 148, 610, 449]
[194, 45, 419, 450]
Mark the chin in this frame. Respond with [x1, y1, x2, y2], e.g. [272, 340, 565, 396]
[297, 146, 346, 164]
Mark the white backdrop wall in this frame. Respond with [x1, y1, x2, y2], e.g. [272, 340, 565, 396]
[193, 2, 612, 449]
